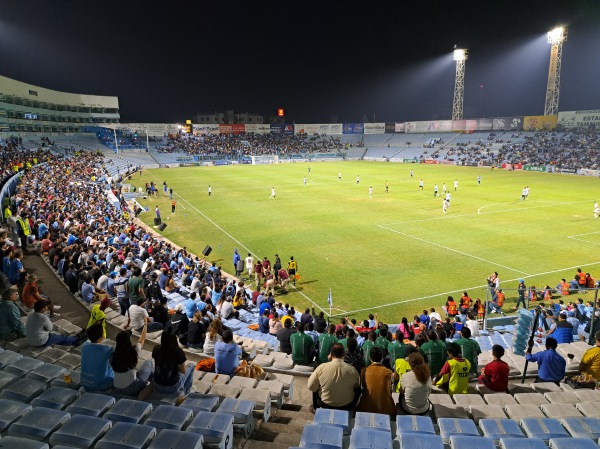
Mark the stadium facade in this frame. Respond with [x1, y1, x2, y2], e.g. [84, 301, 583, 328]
[0, 75, 119, 133]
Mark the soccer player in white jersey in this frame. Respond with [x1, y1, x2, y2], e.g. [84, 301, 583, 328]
[369, 186, 373, 198]
[454, 179, 458, 191]
[269, 187, 276, 199]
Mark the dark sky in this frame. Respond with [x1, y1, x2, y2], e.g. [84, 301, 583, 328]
[1, 0, 599, 123]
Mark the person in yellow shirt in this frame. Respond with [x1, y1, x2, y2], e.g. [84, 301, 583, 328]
[394, 345, 417, 392]
[434, 342, 471, 395]
[87, 298, 112, 339]
[579, 330, 600, 381]
[3, 206, 12, 222]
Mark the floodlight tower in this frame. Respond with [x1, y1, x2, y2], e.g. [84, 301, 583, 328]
[544, 27, 567, 116]
[452, 48, 468, 120]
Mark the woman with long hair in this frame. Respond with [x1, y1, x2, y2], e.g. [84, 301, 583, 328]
[203, 317, 224, 355]
[152, 327, 194, 394]
[110, 321, 153, 396]
[269, 312, 282, 336]
[398, 317, 413, 341]
[187, 310, 206, 350]
[399, 353, 432, 415]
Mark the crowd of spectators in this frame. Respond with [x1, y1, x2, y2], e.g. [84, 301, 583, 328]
[157, 133, 340, 157]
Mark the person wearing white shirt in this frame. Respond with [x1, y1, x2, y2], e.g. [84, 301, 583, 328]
[465, 313, 480, 337]
[128, 298, 163, 332]
[244, 253, 254, 277]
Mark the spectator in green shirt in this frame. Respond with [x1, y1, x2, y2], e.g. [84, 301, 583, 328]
[290, 322, 315, 365]
[375, 327, 390, 358]
[387, 329, 408, 369]
[453, 326, 481, 374]
[362, 331, 384, 367]
[318, 324, 338, 364]
[420, 330, 447, 376]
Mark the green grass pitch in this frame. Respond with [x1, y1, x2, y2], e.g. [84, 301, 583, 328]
[133, 161, 600, 324]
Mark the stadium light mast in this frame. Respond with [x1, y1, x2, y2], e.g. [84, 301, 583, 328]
[452, 48, 468, 120]
[544, 26, 567, 116]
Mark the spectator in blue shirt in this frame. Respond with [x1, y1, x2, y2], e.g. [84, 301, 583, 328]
[215, 329, 242, 375]
[258, 309, 270, 334]
[185, 293, 198, 319]
[81, 323, 114, 391]
[8, 251, 24, 286]
[525, 337, 566, 385]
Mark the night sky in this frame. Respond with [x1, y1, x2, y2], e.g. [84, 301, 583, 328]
[1, 0, 599, 124]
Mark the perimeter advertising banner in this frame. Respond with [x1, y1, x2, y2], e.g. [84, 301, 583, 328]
[558, 110, 600, 128]
[477, 118, 493, 131]
[295, 124, 320, 135]
[523, 115, 557, 131]
[232, 124, 245, 135]
[343, 123, 364, 134]
[522, 165, 547, 172]
[219, 124, 233, 134]
[270, 124, 294, 135]
[394, 123, 405, 133]
[245, 124, 271, 134]
[405, 121, 452, 133]
[385, 122, 395, 133]
[193, 124, 219, 135]
[364, 123, 386, 134]
[319, 124, 343, 135]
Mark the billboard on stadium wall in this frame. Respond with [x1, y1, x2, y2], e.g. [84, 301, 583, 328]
[219, 124, 233, 134]
[579, 168, 600, 176]
[522, 165, 547, 172]
[364, 123, 386, 134]
[453, 120, 466, 131]
[283, 124, 294, 135]
[427, 120, 453, 132]
[523, 115, 557, 131]
[343, 123, 364, 134]
[558, 110, 600, 128]
[318, 124, 343, 135]
[295, 124, 320, 135]
[245, 124, 270, 134]
[232, 124, 245, 134]
[270, 124, 285, 134]
[501, 163, 523, 170]
[395, 123, 405, 133]
[194, 124, 220, 135]
[477, 118, 493, 131]
[385, 122, 395, 133]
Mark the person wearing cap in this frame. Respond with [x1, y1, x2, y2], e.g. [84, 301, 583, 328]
[22, 274, 61, 317]
[579, 330, 600, 381]
[25, 300, 79, 347]
[87, 297, 112, 339]
[553, 312, 574, 344]
[0, 287, 26, 341]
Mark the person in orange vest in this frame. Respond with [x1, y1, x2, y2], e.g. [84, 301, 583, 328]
[489, 289, 505, 316]
[473, 298, 485, 321]
[586, 273, 596, 289]
[557, 279, 570, 296]
[460, 291, 472, 315]
[445, 296, 458, 318]
[171, 200, 176, 214]
[576, 268, 587, 290]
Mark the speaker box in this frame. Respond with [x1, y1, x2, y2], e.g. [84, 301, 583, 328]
[135, 207, 143, 217]
[154, 217, 161, 225]
[158, 223, 167, 231]
[202, 245, 212, 257]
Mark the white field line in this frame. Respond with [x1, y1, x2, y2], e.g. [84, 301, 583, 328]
[152, 182, 327, 314]
[568, 236, 600, 246]
[336, 261, 600, 317]
[377, 224, 532, 276]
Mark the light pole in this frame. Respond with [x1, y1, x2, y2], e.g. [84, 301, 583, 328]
[452, 48, 469, 120]
[544, 27, 567, 116]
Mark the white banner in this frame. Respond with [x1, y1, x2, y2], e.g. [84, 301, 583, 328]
[294, 124, 321, 135]
[405, 120, 453, 133]
[579, 168, 600, 177]
[104, 123, 179, 136]
[193, 124, 220, 135]
[364, 123, 386, 134]
[558, 110, 600, 128]
[395, 123, 405, 133]
[245, 124, 271, 134]
[318, 124, 343, 135]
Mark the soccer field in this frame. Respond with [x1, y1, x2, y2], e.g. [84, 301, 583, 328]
[134, 161, 600, 323]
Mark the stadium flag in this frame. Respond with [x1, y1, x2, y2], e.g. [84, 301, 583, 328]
[327, 289, 333, 308]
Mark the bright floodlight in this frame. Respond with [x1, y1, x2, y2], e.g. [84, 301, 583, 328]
[547, 27, 567, 44]
[453, 48, 468, 61]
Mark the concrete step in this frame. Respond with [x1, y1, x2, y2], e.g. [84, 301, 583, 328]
[260, 421, 307, 436]
[238, 440, 293, 449]
[249, 426, 302, 446]
[274, 406, 314, 423]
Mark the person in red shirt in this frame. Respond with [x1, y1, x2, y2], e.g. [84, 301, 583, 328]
[478, 344, 509, 392]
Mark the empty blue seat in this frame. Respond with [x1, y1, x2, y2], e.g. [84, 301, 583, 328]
[8, 406, 70, 441]
[95, 422, 157, 449]
[217, 397, 255, 438]
[48, 414, 112, 448]
[143, 404, 193, 431]
[560, 417, 600, 439]
[148, 429, 204, 449]
[354, 412, 391, 434]
[396, 433, 443, 449]
[437, 418, 479, 443]
[300, 423, 344, 449]
[180, 393, 220, 413]
[480, 418, 525, 442]
[549, 438, 600, 449]
[31, 386, 80, 410]
[449, 436, 495, 449]
[0, 436, 49, 449]
[520, 418, 569, 442]
[0, 378, 47, 402]
[4, 356, 44, 376]
[0, 399, 32, 432]
[350, 427, 393, 449]
[0, 371, 18, 390]
[66, 392, 116, 417]
[0, 350, 22, 368]
[187, 411, 234, 449]
[26, 363, 66, 384]
[103, 398, 153, 424]
[314, 408, 350, 434]
[396, 415, 435, 435]
[499, 438, 548, 449]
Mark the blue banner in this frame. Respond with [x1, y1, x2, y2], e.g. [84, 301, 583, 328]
[270, 124, 285, 134]
[214, 160, 232, 166]
[343, 123, 364, 134]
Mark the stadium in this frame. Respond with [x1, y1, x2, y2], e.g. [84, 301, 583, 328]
[1, 3, 600, 449]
